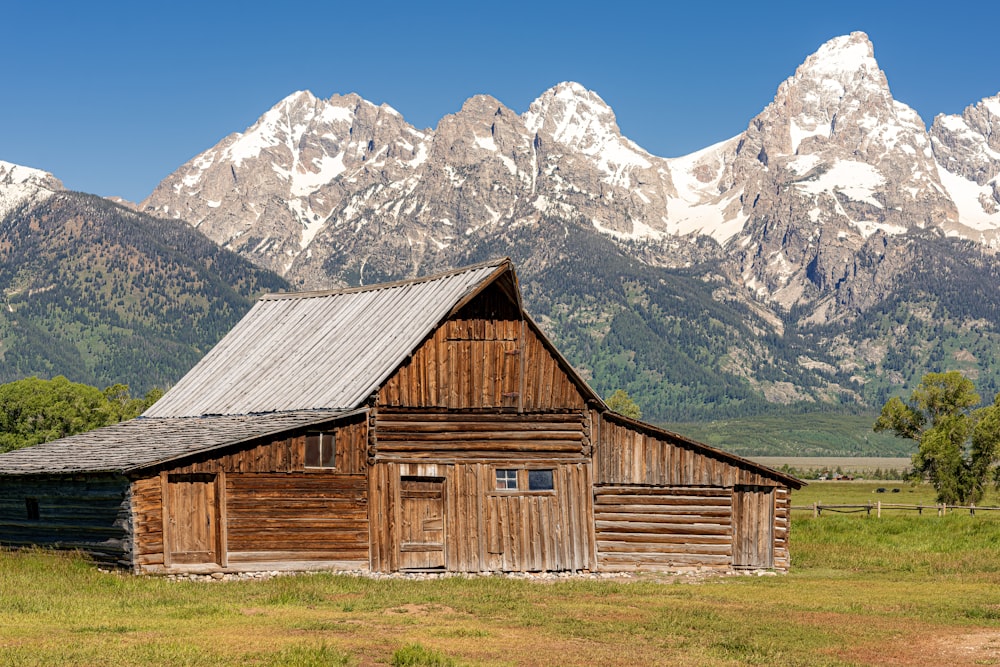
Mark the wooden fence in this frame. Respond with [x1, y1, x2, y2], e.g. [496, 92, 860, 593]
[791, 502, 1000, 518]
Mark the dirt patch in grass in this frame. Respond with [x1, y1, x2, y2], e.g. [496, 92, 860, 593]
[841, 627, 1000, 666]
[385, 603, 458, 616]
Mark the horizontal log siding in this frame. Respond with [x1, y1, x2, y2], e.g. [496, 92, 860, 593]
[0, 474, 132, 568]
[594, 486, 732, 570]
[163, 418, 368, 476]
[374, 410, 587, 460]
[225, 473, 368, 564]
[774, 487, 791, 571]
[594, 414, 770, 486]
[132, 418, 369, 572]
[132, 476, 164, 570]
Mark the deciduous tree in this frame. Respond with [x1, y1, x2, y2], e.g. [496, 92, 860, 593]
[874, 371, 1000, 504]
[0, 376, 161, 452]
[606, 389, 642, 420]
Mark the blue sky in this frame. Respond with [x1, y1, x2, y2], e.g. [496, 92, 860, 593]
[3, 1, 998, 203]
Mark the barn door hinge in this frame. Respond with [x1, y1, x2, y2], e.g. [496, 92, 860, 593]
[504, 349, 520, 355]
[502, 392, 520, 399]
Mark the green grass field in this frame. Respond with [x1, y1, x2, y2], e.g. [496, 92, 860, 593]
[2, 482, 999, 666]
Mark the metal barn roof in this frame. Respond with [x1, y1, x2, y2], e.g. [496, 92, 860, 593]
[145, 258, 513, 418]
[0, 410, 355, 475]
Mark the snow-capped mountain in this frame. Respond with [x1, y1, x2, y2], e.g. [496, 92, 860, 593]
[0, 161, 63, 221]
[142, 32, 1000, 319]
[133, 32, 1000, 417]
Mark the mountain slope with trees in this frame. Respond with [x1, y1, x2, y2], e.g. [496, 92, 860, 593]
[0, 192, 288, 392]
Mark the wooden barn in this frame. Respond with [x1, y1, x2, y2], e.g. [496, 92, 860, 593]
[0, 258, 802, 574]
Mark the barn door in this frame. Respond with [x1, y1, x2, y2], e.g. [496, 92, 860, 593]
[165, 474, 219, 565]
[732, 485, 775, 569]
[398, 476, 445, 570]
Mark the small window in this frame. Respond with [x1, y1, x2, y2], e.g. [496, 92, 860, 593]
[495, 469, 518, 490]
[25, 498, 39, 521]
[305, 432, 336, 468]
[528, 470, 554, 491]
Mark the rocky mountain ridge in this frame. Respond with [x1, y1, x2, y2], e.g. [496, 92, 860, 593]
[133, 31, 1000, 419]
[6, 32, 1000, 421]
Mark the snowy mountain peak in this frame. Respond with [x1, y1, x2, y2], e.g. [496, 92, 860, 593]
[0, 160, 62, 189]
[799, 31, 880, 80]
[0, 160, 63, 220]
[523, 81, 621, 149]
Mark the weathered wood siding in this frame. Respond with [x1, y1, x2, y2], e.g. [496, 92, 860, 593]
[375, 410, 588, 461]
[774, 486, 791, 570]
[225, 474, 368, 565]
[379, 286, 587, 412]
[594, 413, 773, 486]
[594, 486, 732, 570]
[593, 413, 794, 572]
[0, 474, 132, 567]
[369, 461, 594, 573]
[132, 417, 370, 573]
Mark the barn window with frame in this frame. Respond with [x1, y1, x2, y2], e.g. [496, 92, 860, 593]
[304, 432, 336, 468]
[495, 469, 518, 490]
[527, 469, 554, 491]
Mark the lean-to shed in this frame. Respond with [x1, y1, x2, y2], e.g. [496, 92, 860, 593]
[0, 258, 802, 574]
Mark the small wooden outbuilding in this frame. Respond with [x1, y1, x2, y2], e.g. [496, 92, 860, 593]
[0, 258, 802, 574]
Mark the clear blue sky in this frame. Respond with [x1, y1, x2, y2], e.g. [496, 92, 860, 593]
[3, 0, 998, 203]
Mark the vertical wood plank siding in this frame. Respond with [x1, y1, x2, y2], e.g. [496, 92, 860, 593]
[379, 302, 586, 411]
[369, 460, 593, 573]
[0, 474, 133, 567]
[594, 415, 770, 487]
[132, 417, 370, 572]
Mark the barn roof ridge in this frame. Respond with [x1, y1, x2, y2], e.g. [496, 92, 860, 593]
[259, 257, 513, 301]
[143, 258, 516, 418]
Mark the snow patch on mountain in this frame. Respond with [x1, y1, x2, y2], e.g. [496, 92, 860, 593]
[0, 160, 63, 220]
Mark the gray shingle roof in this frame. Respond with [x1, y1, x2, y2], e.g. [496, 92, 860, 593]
[145, 258, 512, 418]
[0, 410, 355, 475]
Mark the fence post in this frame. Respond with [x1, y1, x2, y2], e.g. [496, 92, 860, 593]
[971, 503, 975, 517]
[917, 504, 922, 515]
[877, 501, 881, 519]
[866, 501, 871, 517]
[813, 501, 819, 518]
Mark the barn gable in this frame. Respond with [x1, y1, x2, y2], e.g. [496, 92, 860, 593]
[379, 279, 590, 411]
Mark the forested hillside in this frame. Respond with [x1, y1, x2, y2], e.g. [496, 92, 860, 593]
[0, 193, 288, 392]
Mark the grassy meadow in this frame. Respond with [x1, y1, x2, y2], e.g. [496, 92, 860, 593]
[2, 482, 1000, 666]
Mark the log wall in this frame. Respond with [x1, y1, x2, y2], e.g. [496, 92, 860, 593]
[594, 486, 732, 570]
[131, 416, 370, 573]
[0, 474, 132, 568]
[774, 486, 791, 571]
[375, 410, 588, 461]
[225, 473, 367, 565]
